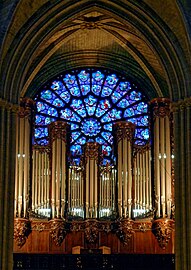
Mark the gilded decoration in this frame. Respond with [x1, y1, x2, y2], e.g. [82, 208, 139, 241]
[49, 121, 69, 143]
[171, 97, 191, 112]
[0, 98, 19, 112]
[116, 218, 134, 245]
[84, 220, 99, 243]
[19, 97, 35, 118]
[114, 121, 135, 143]
[152, 219, 174, 249]
[49, 219, 67, 246]
[84, 142, 101, 163]
[14, 218, 31, 248]
[150, 98, 171, 118]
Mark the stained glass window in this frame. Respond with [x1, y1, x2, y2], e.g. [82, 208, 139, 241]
[33, 68, 149, 165]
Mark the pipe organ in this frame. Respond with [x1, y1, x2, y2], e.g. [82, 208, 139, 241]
[14, 97, 175, 252]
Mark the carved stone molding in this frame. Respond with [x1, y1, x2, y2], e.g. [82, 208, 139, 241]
[114, 121, 135, 143]
[49, 218, 67, 246]
[0, 98, 19, 112]
[116, 218, 134, 245]
[150, 98, 171, 118]
[152, 219, 174, 249]
[49, 121, 69, 142]
[14, 218, 31, 248]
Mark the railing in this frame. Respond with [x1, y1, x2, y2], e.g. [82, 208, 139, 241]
[14, 254, 175, 270]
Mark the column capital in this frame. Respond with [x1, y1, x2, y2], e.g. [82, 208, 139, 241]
[114, 121, 135, 143]
[0, 98, 20, 112]
[49, 121, 70, 142]
[171, 97, 191, 112]
[150, 98, 171, 118]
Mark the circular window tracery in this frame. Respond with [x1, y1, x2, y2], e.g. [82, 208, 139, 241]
[33, 68, 149, 165]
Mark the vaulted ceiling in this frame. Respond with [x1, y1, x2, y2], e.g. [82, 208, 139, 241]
[0, 0, 190, 103]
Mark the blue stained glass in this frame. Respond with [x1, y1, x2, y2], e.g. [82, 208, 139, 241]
[63, 74, 76, 85]
[92, 85, 102, 95]
[101, 132, 113, 144]
[124, 108, 135, 118]
[76, 136, 86, 145]
[101, 109, 121, 123]
[51, 81, 64, 91]
[60, 90, 70, 103]
[81, 85, 90, 95]
[96, 137, 106, 144]
[129, 91, 142, 101]
[35, 127, 48, 139]
[47, 107, 58, 117]
[41, 90, 52, 100]
[135, 140, 146, 146]
[92, 71, 104, 83]
[117, 98, 130, 108]
[35, 138, 49, 145]
[103, 158, 111, 166]
[111, 91, 122, 103]
[102, 145, 112, 156]
[119, 81, 131, 91]
[105, 74, 118, 86]
[60, 109, 81, 122]
[33, 68, 149, 162]
[53, 98, 64, 107]
[71, 132, 80, 142]
[84, 95, 97, 115]
[70, 145, 82, 155]
[71, 123, 79, 130]
[104, 123, 112, 131]
[135, 129, 149, 140]
[71, 99, 86, 117]
[78, 70, 90, 82]
[72, 158, 80, 166]
[81, 119, 101, 136]
[95, 99, 111, 117]
[36, 101, 58, 117]
[101, 86, 113, 97]
[69, 86, 81, 97]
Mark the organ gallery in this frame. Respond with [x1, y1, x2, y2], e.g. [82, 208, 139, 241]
[13, 69, 175, 256]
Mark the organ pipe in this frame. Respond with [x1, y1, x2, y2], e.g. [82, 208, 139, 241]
[14, 98, 34, 218]
[84, 142, 101, 219]
[151, 98, 172, 218]
[49, 121, 69, 219]
[114, 121, 135, 218]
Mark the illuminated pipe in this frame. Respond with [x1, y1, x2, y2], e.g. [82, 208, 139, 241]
[49, 121, 69, 219]
[114, 121, 135, 219]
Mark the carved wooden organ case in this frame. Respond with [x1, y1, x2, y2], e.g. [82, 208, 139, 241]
[13, 71, 175, 253]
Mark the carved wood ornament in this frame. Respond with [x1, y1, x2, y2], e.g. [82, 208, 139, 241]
[14, 218, 31, 248]
[49, 219, 67, 246]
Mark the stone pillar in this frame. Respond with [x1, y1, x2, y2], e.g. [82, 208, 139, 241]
[0, 99, 18, 270]
[172, 98, 191, 270]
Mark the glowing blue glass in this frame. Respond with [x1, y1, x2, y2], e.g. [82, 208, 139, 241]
[33, 68, 149, 164]
[84, 95, 97, 116]
[60, 109, 81, 122]
[101, 109, 121, 123]
[81, 119, 101, 136]
[95, 100, 111, 117]
[71, 99, 86, 117]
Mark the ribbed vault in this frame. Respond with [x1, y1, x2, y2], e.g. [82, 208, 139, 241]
[0, 0, 190, 104]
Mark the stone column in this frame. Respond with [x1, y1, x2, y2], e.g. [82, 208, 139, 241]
[0, 99, 18, 270]
[172, 98, 191, 270]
